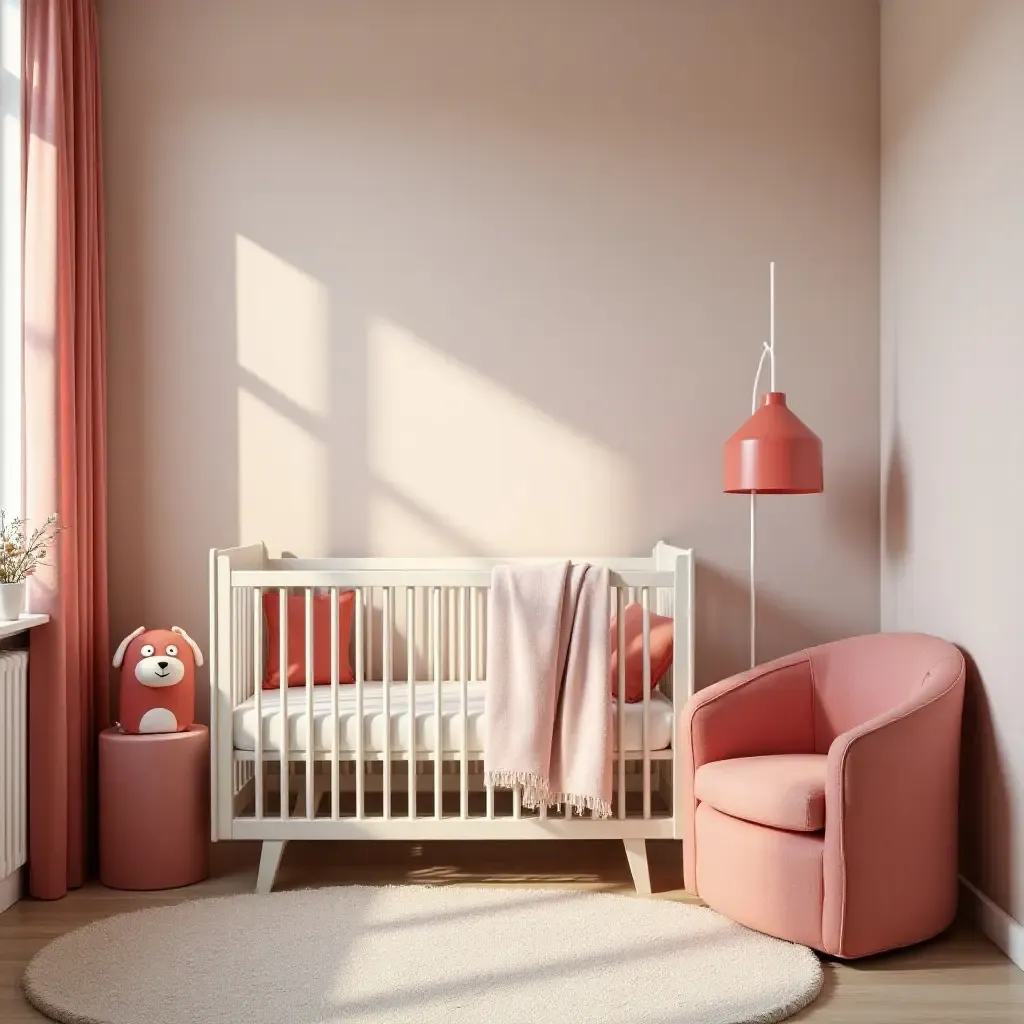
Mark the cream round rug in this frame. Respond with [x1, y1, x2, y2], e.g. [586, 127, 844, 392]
[24, 886, 821, 1024]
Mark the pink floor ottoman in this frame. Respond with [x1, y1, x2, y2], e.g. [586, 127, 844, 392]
[99, 725, 209, 890]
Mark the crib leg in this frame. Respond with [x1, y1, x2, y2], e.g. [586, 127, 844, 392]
[256, 840, 287, 894]
[623, 839, 652, 895]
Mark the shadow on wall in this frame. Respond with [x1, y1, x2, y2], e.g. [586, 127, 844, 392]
[881, 321, 909, 572]
[958, 649, 1016, 918]
[882, 431, 910, 567]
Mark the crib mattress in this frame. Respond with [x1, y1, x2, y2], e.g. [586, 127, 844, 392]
[232, 681, 673, 755]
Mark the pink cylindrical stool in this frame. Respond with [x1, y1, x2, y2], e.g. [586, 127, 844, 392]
[99, 725, 209, 890]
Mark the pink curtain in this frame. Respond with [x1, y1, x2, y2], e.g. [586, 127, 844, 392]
[22, 0, 109, 899]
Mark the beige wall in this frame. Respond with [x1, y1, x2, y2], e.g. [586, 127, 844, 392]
[100, 0, 880, 719]
[882, 1, 1023, 925]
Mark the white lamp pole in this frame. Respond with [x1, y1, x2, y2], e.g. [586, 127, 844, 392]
[747, 262, 778, 668]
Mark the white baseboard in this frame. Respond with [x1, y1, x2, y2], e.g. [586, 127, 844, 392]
[960, 875, 1024, 971]
[0, 868, 22, 915]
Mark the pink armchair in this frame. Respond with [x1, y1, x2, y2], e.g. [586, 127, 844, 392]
[682, 633, 965, 958]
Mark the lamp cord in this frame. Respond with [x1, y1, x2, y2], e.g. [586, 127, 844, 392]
[750, 342, 773, 415]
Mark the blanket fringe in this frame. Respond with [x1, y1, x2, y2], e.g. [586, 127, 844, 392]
[485, 770, 613, 820]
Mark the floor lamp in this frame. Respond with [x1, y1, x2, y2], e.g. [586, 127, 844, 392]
[723, 263, 823, 668]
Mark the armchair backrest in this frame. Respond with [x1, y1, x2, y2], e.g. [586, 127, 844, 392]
[806, 633, 963, 753]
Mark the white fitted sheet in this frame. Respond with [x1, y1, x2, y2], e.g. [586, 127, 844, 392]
[232, 681, 673, 755]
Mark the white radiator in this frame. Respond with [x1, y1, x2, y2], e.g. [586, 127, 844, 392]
[0, 651, 28, 892]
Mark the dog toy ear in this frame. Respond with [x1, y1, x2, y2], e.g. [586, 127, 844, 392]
[171, 626, 204, 667]
[113, 627, 146, 668]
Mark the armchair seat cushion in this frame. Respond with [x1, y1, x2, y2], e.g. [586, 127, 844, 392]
[694, 754, 827, 832]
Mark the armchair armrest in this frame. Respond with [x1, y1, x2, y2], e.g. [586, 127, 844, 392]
[682, 650, 815, 890]
[822, 652, 966, 957]
[685, 651, 815, 768]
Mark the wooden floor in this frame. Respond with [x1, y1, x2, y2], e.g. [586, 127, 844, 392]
[2, 840, 1022, 1022]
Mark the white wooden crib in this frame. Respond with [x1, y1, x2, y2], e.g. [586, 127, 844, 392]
[209, 542, 694, 894]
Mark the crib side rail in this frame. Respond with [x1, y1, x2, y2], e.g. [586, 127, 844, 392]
[210, 544, 266, 840]
[266, 556, 660, 571]
[231, 569, 670, 589]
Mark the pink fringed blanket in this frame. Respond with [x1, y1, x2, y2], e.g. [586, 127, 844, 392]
[484, 562, 612, 818]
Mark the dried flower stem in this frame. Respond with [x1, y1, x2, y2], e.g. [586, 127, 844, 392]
[0, 511, 65, 584]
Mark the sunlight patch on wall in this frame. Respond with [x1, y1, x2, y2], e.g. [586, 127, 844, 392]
[368, 318, 632, 555]
[238, 390, 328, 555]
[235, 235, 329, 416]
[369, 492, 460, 555]
[368, 478, 486, 556]
[236, 236, 329, 553]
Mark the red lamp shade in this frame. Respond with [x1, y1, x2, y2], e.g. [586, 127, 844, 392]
[723, 392, 823, 494]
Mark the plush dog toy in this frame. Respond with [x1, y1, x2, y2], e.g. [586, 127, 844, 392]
[113, 626, 203, 734]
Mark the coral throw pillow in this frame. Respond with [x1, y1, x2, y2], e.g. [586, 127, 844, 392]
[262, 590, 356, 689]
[609, 603, 674, 702]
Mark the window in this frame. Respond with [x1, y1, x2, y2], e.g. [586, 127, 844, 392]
[0, 0, 20, 517]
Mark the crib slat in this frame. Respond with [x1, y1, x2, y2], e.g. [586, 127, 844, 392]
[383, 586, 393, 820]
[279, 587, 289, 821]
[230, 591, 236, 707]
[231, 592, 237, 707]
[247, 590, 254, 710]
[253, 588, 264, 820]
[237, 592, 243, 708]
[513, 785, 522, 820]
[366, 586, 374, 687]
[642, 586, 651, 820]
[407, 586, 416, 821]
[460, 587, 469, 820]
[237, 592, 242, 707]
[330, 588, 340, 820]
[305, 588, 315, 819]
[617, 587, 626, 821]
[470, 587, 478, 682]
[433, 586, 442, 820]
[355, 588, 365, 820]
[448, 587, 456, 682]
[481, 599, 490, 824]
[427, 588, 434, 690]
[477, 588, 486, 682]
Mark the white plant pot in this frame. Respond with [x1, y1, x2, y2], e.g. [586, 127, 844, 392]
[0, 581, 26, 621]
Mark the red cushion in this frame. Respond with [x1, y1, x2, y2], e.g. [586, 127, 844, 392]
[262, 590, 355, 689]
[608, 602, 673, 702]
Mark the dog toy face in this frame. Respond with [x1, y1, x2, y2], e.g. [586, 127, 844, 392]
[113, 626, 203, 734]
[134, 635, 187, 687]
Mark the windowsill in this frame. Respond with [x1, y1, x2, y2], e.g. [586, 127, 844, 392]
[0, 612, 49, 640]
